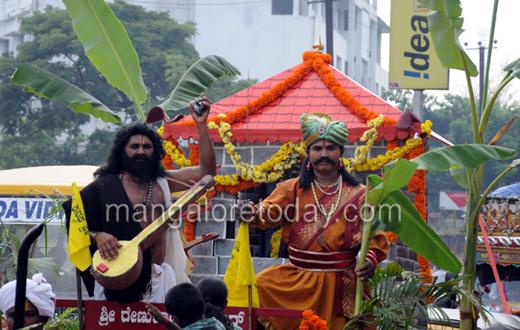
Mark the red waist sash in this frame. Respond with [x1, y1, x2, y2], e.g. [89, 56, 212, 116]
[288, 246, 356, 271]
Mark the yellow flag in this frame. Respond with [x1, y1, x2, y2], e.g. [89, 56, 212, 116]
[67, 182, 91, 271]
[224, 222, 260, 307]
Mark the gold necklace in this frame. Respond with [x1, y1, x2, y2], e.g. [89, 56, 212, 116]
[311, 175, 343, 219]
[314, 176, 341, 195]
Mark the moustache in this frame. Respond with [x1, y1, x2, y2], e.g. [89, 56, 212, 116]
[132, 155, 151, 162]
[312, 157, 336, 166]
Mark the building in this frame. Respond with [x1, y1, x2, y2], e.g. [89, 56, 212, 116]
[1, 0, 389, 95]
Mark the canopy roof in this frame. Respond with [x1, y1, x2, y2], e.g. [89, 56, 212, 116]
[164, 55, 417, 144]
[0, 165, 98, 196]
[489, 183, 520, 199]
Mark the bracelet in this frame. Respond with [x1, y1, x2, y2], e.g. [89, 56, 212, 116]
[164, 316, 170, 326]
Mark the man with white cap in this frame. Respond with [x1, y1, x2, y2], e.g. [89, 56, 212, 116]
[0, 273, 55, 330]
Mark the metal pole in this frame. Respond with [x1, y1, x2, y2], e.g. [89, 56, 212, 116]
[76, 269, 84, 330]
[325, 0, 334, 65]
[412, 90, 424, 121]
[14, 223, 44, 329]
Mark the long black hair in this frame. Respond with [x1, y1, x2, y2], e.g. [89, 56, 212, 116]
[94, 122, 166, 179]
[299, 155, 359, 189]
[197, 277, 235, 330]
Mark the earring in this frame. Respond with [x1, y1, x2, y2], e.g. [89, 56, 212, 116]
[339, 162, 344, 169]
[306, 161, 311, 170]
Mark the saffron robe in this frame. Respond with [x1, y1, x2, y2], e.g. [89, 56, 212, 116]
[251, 178, 388, 330]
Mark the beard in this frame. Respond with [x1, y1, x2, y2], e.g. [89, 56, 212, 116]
[123, 153, 166, 181]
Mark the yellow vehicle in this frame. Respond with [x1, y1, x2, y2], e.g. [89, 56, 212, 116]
[0, 165, 98, 298]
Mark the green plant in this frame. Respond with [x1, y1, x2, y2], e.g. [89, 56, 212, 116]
[353, 158, 463, 319]
[344, 263, 486, 329]
[413, 1, 520, 329]
[10, 0, 240, 125]
[44, 308, 79, 330]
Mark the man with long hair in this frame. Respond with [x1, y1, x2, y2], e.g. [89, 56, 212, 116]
[236, 113, 388, 330]
[64, 94, 216, 304]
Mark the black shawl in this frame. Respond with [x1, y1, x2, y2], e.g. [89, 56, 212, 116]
[63, 174, 152, 303]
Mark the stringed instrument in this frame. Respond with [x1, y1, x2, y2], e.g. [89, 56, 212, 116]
[91, 175, 214, 290]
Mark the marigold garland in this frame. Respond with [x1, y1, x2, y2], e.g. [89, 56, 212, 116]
[385, 140, 399, 244]
[157, 50, 434, 257]
[171, 51, 396, 128]
[184, 219, 195, 242]
[299, 310, 329, 330]
[407, 139, 432, 282]
[189, 143, 200, 166]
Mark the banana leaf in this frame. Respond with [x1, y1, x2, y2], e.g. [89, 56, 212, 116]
[418, 0, 478, 77]
[369, 158, 418, 207]
[63, 0, 147, 106]
[369, 175, 462, 274]
[11, 63, 122, 125]
[388, 144, 516, 173]
[449, 168, 469, 189]
[159, 55, 241, 115]
[503, 57, 520, 79]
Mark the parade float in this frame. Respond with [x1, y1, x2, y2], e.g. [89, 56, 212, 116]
[479, 183, 520, 314]
[160, 41, 436, 281]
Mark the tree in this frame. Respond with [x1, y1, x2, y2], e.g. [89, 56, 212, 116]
[0, 1, 249, 169]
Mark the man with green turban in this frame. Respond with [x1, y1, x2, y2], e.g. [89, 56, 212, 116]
[236, 112, 388, 330]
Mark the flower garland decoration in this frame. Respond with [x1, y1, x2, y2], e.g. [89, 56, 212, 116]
[171, 51, 396, 129]
[164, 139, 191, 168]
[270, 229, 282, 258]
[189, 143, 200, 166]
[385, 139, 399, 244]
[407, 139, 432, 282]
[157, 49, 434, 249]
[209, 115, 305, 184]
[299, 310, 329, 330]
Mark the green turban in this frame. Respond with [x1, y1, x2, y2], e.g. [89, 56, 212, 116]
[300, 113, 349, 147]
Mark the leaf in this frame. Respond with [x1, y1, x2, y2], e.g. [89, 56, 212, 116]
[11, 64, 123, 125]
[489, 117, 518, 145]
[449, 168, 469, 189]
[63, 0, 147, 105]
[370, 176, 462, 274]
[419, 0, 478, 77]
[160, 55, 241, 115]
[388, 144, 516, 173]
[369, 158, 418, 207]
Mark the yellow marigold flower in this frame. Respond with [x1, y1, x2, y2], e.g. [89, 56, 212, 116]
[157, 127, 164, 135]
[218, 114, 226, 119]
[207, 122, 218, 129]
[367, 140, 374, 147]
[360, 146, 369, 154]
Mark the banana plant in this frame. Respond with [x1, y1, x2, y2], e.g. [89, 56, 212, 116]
[417, 1, 520, 328]
[10, 0, 240, 125]
[353, 157, 463, 318]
